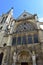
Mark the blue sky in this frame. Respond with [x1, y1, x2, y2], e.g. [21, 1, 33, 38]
[0, 0, 43, 19]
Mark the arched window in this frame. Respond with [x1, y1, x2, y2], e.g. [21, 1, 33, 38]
[16, 22, 36, 33]
[17, 36, 21, 45]
[34, 34, 38, 43]
[12, 37, 16, 45]
[28, 35, 32, 44]
[22, 36, 26, 44]
[0, 52, 3, 65]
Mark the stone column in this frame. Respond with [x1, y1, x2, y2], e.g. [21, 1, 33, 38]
[32, 51, 36, 65]
[7, 35, 12, 46]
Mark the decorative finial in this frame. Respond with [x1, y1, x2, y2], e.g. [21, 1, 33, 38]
[9, 7, 14, 16]
[7, 7, 14, 14]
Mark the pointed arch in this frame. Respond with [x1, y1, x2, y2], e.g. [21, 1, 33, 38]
[15, 22, 37, 33]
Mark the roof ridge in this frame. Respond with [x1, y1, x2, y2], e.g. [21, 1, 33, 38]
[16, 11, 33, 20]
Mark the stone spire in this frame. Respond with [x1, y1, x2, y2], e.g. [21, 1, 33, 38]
[2, 7, 13, 32]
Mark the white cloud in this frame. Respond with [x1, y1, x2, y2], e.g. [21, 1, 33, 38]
[39, 17, 43, 29]
[39, 17, 43, 22]
[40, 25, 43, 29]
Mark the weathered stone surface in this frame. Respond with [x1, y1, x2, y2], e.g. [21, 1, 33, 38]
[0, 8, 43, 65]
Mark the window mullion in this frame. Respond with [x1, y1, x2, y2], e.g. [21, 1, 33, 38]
[32, 34, 34, 44]
[16, 35, 18, 45]
[26, 35, 28, 44]
[21, 36, 22, 45]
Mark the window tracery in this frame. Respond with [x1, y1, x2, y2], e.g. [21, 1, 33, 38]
[16, 22, 36, 33]
[12, 34, 38, 45]
[12, 22, 38, 45]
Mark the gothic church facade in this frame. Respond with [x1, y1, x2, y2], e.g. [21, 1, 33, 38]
[0, 8, 43, 65]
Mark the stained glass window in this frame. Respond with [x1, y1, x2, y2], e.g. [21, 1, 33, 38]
[12, 34, 38, 45]
[34, 34, 38, 43]
[17, 36, 21, 44]
[12, 37, 16, 45]
[28, 35, 32, 44]
[22, 36, 26, 44]
[16, 22, 35, 33]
